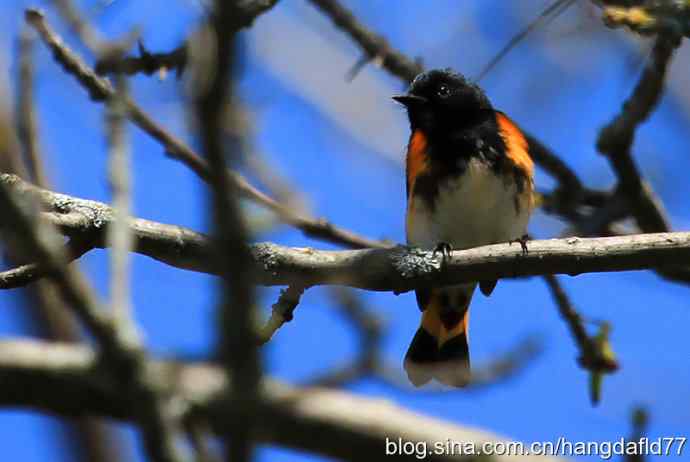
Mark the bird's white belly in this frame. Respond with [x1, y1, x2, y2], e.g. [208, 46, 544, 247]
[407, 159, 530, 249]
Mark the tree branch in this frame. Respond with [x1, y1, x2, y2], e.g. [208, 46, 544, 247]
[2, 174, 690, 293]
[0, 339, 567, 462]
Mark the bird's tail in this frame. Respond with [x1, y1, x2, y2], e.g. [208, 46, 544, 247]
[404, 284, 475, 387]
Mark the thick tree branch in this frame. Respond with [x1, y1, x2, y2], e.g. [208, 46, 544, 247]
[0, 339, 566, 462]
[2, 175, 689, 293]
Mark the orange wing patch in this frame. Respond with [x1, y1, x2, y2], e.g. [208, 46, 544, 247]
[496, 113, 534, 178]
[406, 130, 429, 199]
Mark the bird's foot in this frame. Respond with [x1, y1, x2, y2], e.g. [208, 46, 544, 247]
[509, 234, 530, 255]
[433, 242, 453, 264]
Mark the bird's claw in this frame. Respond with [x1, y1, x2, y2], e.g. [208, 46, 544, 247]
[433, 242, 453, 264]
[510, 234, 530, 255]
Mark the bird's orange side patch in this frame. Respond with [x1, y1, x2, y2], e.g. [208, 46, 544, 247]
[496, 113, 534, 178]
[406, 130, 429, 199]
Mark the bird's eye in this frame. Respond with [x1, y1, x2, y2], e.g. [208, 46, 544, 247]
[437, 84, 450, 98]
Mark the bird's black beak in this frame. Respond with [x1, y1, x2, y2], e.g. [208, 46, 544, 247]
[392, 94, 428, 107]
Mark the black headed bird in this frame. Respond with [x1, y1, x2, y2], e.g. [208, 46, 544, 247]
[394, 69, 535, 387]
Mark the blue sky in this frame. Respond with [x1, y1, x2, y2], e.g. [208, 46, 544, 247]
[1, 1, 689, 461]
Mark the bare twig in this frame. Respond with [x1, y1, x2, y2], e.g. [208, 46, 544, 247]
[258, 285, 306, 344]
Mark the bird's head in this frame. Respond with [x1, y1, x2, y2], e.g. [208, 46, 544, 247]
[393, 69, 492, 134]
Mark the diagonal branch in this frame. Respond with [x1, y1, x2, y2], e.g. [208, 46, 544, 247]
[306, 0, 423, 83]
[25, 8, 383, 250]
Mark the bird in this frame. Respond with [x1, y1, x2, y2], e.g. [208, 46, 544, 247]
[394, 68, 535, 387]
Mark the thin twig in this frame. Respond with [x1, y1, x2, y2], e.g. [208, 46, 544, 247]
[258, 285, 306, 344]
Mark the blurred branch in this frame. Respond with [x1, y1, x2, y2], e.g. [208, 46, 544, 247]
[193, 3, 261, 460]
[26, 8, 382, 250]
[10, 31, 123, 462]
[16, 28, 48, 187]
[106, 70, 133, 324]
[597, 35, 677, 233]
[51, 0, 104, 51]
[0, 166, 183, 462]
[0, 339, 570, 462]
[4, 174, 690, 292]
